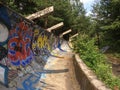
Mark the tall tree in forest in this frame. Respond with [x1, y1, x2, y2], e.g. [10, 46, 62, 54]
[92, 0, 120, 49]
[70, 0, 91, 34]
[2, 0, 91, 39]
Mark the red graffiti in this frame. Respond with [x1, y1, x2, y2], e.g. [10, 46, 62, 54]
[8, 21, 33, 66]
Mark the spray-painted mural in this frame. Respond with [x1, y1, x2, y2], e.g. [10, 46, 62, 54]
[8, 21, 33, 66]
[0, 4, 65, 89]
[0, 4, 34, 66]
[32, 26, 65, 62]
[0, 4, 35, 87]
[32, 27, 51, 56]
[32, 26, 54, 62]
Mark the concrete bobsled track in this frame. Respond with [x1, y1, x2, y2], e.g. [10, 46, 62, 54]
[0, 4, 111, 90]
[0, 41, 81, 90]
[0, 4, 80, 90]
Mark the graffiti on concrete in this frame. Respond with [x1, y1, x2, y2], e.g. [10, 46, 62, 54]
[0, 4, 34, 67]
[0, 64, 9, 87]
[0, 22, 9, 46]
[0, 5, 9, 67]
[51, 36, 65, 52]
[57, 38, 66, 52]
[8, 21, 33, 66]
[0, 4, 11, 30]
[17, 72, 42, 90]
[32, 27, 52, 61]
[49, 34, 58, 50]
[0, 4, 67, 88]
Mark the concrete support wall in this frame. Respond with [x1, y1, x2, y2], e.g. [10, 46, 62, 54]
[73, 54, 111, 90]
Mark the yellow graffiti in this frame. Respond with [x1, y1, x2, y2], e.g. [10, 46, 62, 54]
[34, 29, 39, 36]
[36, 35, 50, 50]
[32, 43, 37, 49]
[33, 29, 51, 51]
[37, 36, 43, 48]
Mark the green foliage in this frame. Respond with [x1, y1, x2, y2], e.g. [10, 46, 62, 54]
[91, 0, 120, 52]
[3, 0, 88, 36]
[73, 34, 104, 70]
[73, 34, 120, 89]
[96, 63, 120, 89]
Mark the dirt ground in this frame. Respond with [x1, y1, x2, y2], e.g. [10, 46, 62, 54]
[37, 53, 81, 90]
[106, 54, 120, 76]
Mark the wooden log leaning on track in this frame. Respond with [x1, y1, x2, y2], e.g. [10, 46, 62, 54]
[26, 6, 54, 20]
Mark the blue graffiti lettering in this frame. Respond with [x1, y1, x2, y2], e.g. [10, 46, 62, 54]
[17, 72, 42, 90]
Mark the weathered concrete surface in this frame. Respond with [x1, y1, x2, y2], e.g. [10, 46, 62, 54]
[34, 41, 80, 90]
[39, 52, 80, 90]
[73, 54, 111, 90]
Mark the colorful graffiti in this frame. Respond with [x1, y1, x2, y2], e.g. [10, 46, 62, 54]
[17, 72, 42, 90]
[57, 38, 66, 52]
[32, 27, 64, 59]
[8, 21, 33, 66]
[0, 4, 66, 88]
[0, 4, 33, 67]
[0, 4, 34, 87]
[32, 27, 52, 62]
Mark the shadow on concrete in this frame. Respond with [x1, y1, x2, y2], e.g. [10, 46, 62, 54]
[39, 80, 55, 90]
[38, 69, 69, 74]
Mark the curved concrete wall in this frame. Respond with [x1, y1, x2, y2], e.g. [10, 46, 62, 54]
[73, 54, 111, 90]
[0, 4, 64, 87]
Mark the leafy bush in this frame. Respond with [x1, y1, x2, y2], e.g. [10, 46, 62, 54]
[73, 34, 120, 90]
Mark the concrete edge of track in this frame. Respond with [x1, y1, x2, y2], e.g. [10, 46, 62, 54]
[73, 54, 111, 90]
